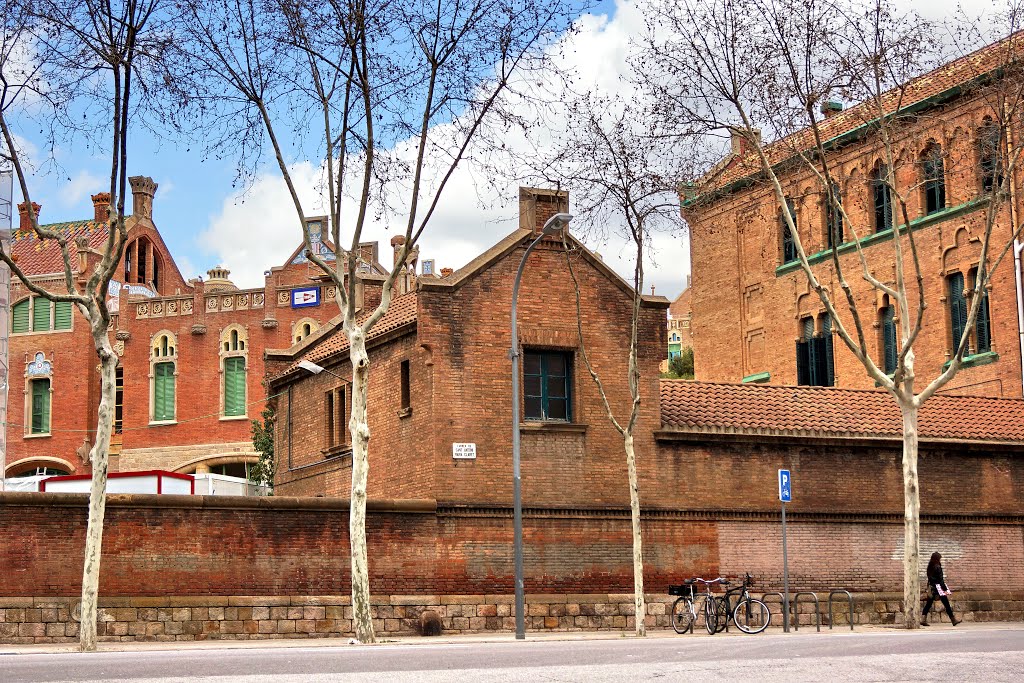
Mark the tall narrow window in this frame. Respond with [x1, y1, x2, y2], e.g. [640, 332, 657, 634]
[325, 386, 348, 450]
[826, 183, 843, 248]
[11, 298, 29, 333]
[796, 317, 833, 386]
[980, 118, 1002, 194]
[325, 389, 335, 448]
[54, 301, 72, 330]
[818, 314, 835, 387]
[114, 367, 124, 434]
[400, 359, 411, 412]
[223, 357, 246, 417]
[152, 256, 160, 292]
[153, 362, 175, 421]
[32, 297, 50, 332]
[948, 272, 968, 356]
[781, 198, 798, 263]
[30, 378, 51, 434]
[136, 241, 148, 284]
[124, 241, 134, 281]
[796, 317, 815, 386]
[524, 350, 572, 421]
[972, 271, 993, 354]
[873, 165, 893, 232]
[922, 143, 946, 214]
[882, 304, 898, 374]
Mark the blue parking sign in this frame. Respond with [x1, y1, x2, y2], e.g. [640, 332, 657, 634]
[779, 469, 792, 502]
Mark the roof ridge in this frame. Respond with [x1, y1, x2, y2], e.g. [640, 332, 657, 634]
[659, 378, 1024, 403]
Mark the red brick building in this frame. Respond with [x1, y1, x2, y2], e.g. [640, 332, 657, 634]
[4, 176, 388, 479]
[685, 37, 1024, 396]
[266, 188, 671, 501]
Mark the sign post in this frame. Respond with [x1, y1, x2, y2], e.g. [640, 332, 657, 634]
[779, 469, 792, 633]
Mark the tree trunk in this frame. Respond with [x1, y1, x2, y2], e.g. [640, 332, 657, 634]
[348, 328, 375, 643]
[900, 401, 921, 629]
[78, 323, 118, 652]
[624, 432, 646, 636]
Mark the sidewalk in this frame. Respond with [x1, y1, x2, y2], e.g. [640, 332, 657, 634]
[3, 620, 1021, 656]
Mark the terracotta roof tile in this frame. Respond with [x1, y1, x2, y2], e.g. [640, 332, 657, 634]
[285, 292, 418, 373]
[704, 32, 1024, 193]
[11, 220, 109, 275]
[660, 380, 1024, 443]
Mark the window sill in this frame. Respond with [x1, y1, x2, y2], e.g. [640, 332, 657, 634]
[397, 407, 412, 419]
[322, 445, 353, 459]
[24, 432, 52, 439]
[149, 419, 177, 426]
[775, 197, 990, 276]
[11, 328, 74, 336]
[519, 422, 587, 434]
[219, 415, 249, 422]
[942, 351, 999, 371]
[742, 371, 770, 384]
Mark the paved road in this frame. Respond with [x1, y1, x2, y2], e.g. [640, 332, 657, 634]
[2, 627, 1023, 682]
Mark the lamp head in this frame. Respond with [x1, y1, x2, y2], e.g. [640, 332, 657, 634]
[541, 212, 573, 235]
[297, 359, 324, 375]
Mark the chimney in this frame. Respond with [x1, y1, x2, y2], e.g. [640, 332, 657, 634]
[17, 201, 41, 232]
[729, 127, 761, 156]
[519, 187, 569, 235]
[128, 176, 158, 221]
[91, 192, 111, 224]
[820, 101, 843, 118]
[391, 234, 406, 268]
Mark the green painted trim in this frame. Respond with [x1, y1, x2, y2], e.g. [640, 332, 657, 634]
[742, 371, 771, 383]
[942, 351, 999, 371]
[775, 197, 990, 276]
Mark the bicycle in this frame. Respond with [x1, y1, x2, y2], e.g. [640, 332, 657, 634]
[706, 573, 771, 634]
[668, 577, 723, 634]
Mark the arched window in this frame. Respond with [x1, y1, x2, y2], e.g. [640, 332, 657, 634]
[825, 182, 843, 248]
[921, 142, 946, 214]
[293, 318, 320, 344]
[979, 117, 1002, 194]
[220, 326, 249, 418]
[11, 297, 73, 334]
[151, 331, 178, 422]
[872, 164, 893, 232]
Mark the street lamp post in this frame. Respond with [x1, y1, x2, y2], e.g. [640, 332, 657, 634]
[509, 212, 572, 640]
[297, 359, 346, 381]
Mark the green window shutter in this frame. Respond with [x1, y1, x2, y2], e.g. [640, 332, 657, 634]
[976, 291, 992, 353]
[12, 299, 29, 333]
[32, 297, 51, 332]
[883, 305, 898, 374]
[949, 273, 967, 354]
[154, 362, 175, 421]
[54, 301, 73, 330]
[224, 357, 246, 416]
[31, 379, 51, 434]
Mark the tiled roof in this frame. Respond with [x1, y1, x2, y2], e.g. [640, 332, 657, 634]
[660, 380, 1024, 443]
[703, 32, 1023, 194]
[12, 220, 109, 275]
[285, 292, 418, 374]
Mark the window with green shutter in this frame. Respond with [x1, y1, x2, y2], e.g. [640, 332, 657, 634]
[32, 297, 50, 332]
[31, 379, 51, 434]
[948, 272, 967, 355]
[153, 362, 176, 421]
[224, 357, 246, 416]
[882, 304, 898, 374]
[54, 301, 73, 330]
[12, 299, 29, 333]
[973, 272, 993, 354]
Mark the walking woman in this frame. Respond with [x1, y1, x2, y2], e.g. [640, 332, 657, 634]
[922, 552, 960, 626]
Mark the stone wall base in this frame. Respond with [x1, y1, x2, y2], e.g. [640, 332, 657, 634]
[2, 592, 1022, 644]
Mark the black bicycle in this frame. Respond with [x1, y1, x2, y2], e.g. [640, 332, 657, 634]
[706, 573, 771, 634]
[669, 577, 723, 634]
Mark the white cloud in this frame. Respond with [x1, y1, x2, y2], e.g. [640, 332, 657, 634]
[58, 170, 104, 208]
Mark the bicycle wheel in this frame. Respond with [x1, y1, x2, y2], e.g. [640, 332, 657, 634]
[704, 596, 719, 634]
[733, 598, 771, 634]
[671, 597, 695, 634]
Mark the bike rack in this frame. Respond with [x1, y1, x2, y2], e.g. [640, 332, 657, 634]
[759, 591, 789, 632]
[827, 589, 855, 631]
[792, 592, 820, 632]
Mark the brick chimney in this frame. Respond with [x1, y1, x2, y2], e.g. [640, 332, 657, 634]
[729, 127, 761, 156]
[391, 234, 406, 268]
[519, 187, 569, 235]
[91, 192, 111, 224]
[17, 201, 41, 232]
[128, 176, 158, 221]
[820, 101, 843, 118]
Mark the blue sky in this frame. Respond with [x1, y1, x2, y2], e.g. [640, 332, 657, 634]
[8, 0, 967, 300]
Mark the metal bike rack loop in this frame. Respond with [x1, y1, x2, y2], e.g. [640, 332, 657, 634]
[792, 592, 820, 632]
[828, 589, 854, 631]
[759, 592, 788, 632]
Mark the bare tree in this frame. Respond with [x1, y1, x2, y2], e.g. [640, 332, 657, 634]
[643, 0, 1024, 627]
[0, 0, 169, 650]
[174, 0, 575, 642]
[522, 93, 682, 637]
